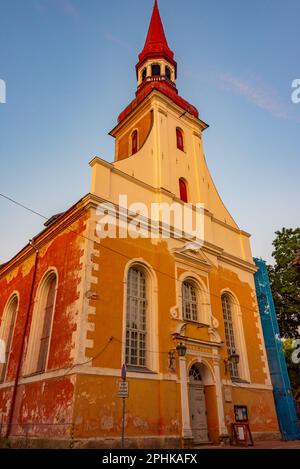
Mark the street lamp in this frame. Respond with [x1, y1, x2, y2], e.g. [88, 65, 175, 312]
[176, 342, 187, 357]
[229, 351, 240, 365]
[224, 351, 240, 375]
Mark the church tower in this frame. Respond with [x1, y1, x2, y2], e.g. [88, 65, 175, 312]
[110, 0, 238, 228]
[87, 0, 278, 446]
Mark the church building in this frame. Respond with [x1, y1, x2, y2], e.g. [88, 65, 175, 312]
[0, 1, 279, 448]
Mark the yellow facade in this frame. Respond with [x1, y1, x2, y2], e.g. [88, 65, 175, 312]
[68, 193, 279, 446]
[67, 67, 280, 444]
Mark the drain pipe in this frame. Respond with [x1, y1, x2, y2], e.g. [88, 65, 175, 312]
[5, 240, 39, 438]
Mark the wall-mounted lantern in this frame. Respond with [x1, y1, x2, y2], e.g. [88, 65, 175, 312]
[176, 342, 187, 357]
[224, 351, 240, 375]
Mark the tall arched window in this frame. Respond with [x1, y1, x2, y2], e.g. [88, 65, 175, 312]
[0, 295, 18, 382]
[131, 130, 138, 155]
[125, 267, 147, 367]
[36, 274, 57, 372]
[221, 294, 239, 379]
[189, 363, 202, 382]
[182, 280, 198, 322]
[176, 128, 184, 151]
[179, 178, 188, 203]
[25, 272, 57, 375]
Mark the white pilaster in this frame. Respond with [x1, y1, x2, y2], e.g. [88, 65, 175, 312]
[213, 355, 228, 435]
[179, 356, 193, 439]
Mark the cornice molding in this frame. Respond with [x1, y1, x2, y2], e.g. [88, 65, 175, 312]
[0, 190, 256, 279]
[218, 252, 258, 274]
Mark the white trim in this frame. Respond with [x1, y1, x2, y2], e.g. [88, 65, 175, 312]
[187, 357, 215, 385]
[212, 355, 228, 435]
[179, 356, 193, 439]
[73, 213, 95, 365]
[0, 364, 274, 390]
[178, 270, 211, 326]
[0, 366, 178, 389]
[74, 210, 99, 366]
[186, 356, 227, 437]
[187, 350, 215, 360]
[186, 358, 228, 439]
[222, 379, 273, 390]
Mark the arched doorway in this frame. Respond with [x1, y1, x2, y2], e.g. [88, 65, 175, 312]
[189, 363, 209, 443]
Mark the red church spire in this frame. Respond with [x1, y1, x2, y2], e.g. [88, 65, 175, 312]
[136, 0, 177, 75]
[118, 1, 199, 122]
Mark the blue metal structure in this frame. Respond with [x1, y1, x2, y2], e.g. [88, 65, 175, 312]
[254, 257, 300, 440]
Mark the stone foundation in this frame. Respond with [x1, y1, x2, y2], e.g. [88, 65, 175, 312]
[0, 435, 182, 450]
[252, 431, 282, 442]
[0, 431, 282, 449]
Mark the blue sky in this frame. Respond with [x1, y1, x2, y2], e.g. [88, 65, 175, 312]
[0, 0, 299, 264]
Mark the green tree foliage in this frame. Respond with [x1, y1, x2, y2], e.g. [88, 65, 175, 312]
[282, 339, 300, 392]
[267, 228, 300, 339]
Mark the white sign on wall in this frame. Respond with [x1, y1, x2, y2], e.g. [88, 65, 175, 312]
[118, 381, 129, 398]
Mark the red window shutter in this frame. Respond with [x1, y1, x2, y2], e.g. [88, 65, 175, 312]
[132, 131, 138, 155]
[179, 179, 188, 203]
[176, 128, 184, 151]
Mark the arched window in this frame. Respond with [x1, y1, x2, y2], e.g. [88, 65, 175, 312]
[36, 274, 57, 372]
[131, 130, 138, 155]
[25, 272, 57, 374]
[151, 64, 161, 76]
[0, 295, 18, 382]
[182, 280, 198, 322]
[142, 68, 147, 82]
[221, 294, 239, 378]
[165, 66, 171, 80]
[176, 128, 184, 151]
[189, 363, 202, 382]
[125, 267, 147, 367]
[179, 178, 188, 203]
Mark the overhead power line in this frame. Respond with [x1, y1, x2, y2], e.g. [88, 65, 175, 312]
[0, 192, 260, 315]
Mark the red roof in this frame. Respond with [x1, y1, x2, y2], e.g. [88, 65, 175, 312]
[118, 82, 199, 123]
[136, 0, 177, 74]
[117, 1, 199, 124]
